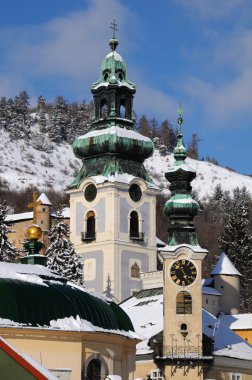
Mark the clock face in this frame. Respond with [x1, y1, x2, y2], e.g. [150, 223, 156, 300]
[170, 259, 197, 287]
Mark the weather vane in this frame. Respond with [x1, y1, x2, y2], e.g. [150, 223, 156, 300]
[110, 19, 118, 39]
[177, 101, 183, 134]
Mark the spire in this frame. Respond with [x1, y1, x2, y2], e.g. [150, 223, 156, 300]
[68, 25, 154, 190]
[109, 19, 119, 51]
[163, 106, 200, 246]
[173, 102, 187, 164]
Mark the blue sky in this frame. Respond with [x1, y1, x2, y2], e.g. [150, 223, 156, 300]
[0, 0, 251, 175]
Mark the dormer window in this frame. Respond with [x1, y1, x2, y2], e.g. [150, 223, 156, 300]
[104, 72, 109, 81]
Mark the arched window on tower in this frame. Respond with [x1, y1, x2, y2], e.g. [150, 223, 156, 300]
[119, 99, 126, 118]
[100, 99, 108, 119]
[129, 211, 144, 241]
[176, 291, 192, 314]
[82, 211, 96, 242]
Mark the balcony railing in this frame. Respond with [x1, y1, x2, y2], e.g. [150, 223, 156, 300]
[81, 231, 96, 242]
[129, 231, 145, 242]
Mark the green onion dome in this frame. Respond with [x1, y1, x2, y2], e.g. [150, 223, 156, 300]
[73, 126, 154, 161]
[92, 38, 135, 90]
[0, 263, 134, 333]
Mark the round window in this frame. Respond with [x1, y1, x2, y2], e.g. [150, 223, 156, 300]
[129, 184, 142, 202]
[84, 184, 97, 202]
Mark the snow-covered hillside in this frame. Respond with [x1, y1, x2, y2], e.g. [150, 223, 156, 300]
[0, 129, 252, 200]
[146, 150, 252, 199]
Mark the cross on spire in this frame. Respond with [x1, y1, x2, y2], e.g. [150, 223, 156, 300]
[28, 192, 42, 224]
[110, 19, 118, 39]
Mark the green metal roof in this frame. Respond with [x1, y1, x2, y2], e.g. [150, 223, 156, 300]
[0, 278, 134, 332]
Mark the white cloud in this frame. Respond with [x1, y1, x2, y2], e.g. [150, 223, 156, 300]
[176, 0, 247, 19]
[183, 27, 252, 126]
[0, 0, 136, 96]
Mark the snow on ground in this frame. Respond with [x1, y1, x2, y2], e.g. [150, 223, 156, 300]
[0, 128, 252, 200]
[145, 149, 252, 199]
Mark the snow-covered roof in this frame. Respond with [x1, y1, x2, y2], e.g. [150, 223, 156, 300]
[0, 337, 58, 380]
[211, 252, 242, 276]
[202, 278, 214, 287]
[106, 51, 123, 61]
[37, 193, 52, 205]
[202, 286, 222, 296]
[121, 291, 252, 360]
[0, 263, 138, 339]
[91, 174, 159, 190]
[78, 125, 151, 142]
[50, 207, 70, 219]
[220, 314, 252, 330]
[6, 211, 33, 222]
[0, 262, 63, 285]
[159, 243, 208, 254]
[156, 237, 166, 247]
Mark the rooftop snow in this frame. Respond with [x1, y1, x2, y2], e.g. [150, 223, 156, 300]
[220, 314, 252, 330]
[6, 211, 33, 222]
[37, 193, 52, 205]
[121, 291, 252, 360]
[91, 174, 159, 190]
[105, 51, 123, 61]
[202, 286, 222, 296]
[211, 252, 241, 276]
[78, 126, 151, 142]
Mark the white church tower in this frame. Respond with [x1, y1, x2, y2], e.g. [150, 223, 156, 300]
[67, 30, 159, 302]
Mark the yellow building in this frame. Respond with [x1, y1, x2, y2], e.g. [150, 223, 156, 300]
[0, 261, 138, 380]
[6, 193, 70, 250]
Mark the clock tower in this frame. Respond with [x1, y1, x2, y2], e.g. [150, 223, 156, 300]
[67, 27, 159, 302]
[158, 111, 210, 379]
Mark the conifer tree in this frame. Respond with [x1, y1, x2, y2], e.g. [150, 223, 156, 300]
[45, 208, 83, 285]
[219, 187, 252, 312]
[37, 95, 48, 133]
[0, 199, 18, 263]
[188, 133, 200, 160]
[137, 115, 152, 138]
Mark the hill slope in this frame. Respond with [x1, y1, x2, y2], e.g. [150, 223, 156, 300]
[0, 129, 252, 199]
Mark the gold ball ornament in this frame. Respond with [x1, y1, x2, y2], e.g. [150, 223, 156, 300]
[27, 224, 42, 240]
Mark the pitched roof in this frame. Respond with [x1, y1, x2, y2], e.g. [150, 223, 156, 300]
[220, 314, 252, 330]
[0, 337, 57, 380]
[37, 193, 52, 206]
[211, 252, 242, 276]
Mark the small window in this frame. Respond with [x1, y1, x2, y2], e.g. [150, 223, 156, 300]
[118, 72, 123, 81]
[130, 211, 139, 238]
[150, 369, 162, 380]
[41, 221, 43, 225]
[231, 374, 242, 380]
[104, 72, 109, 81]
[42, 208, 45, 212]
[86, 211, 95, 240]
[176, 291, 192, 314]
[131, 262, 140, 278]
